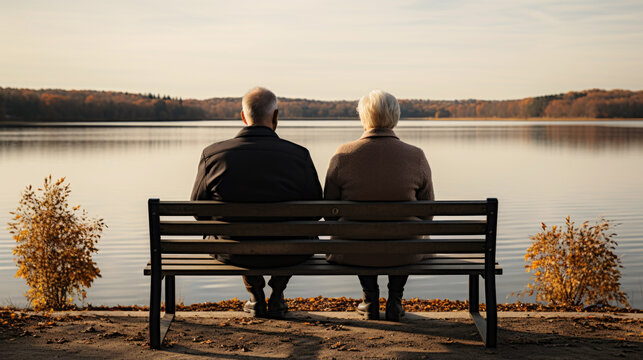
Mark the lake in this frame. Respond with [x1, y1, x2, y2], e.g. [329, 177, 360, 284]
[1, 120, 642, 308]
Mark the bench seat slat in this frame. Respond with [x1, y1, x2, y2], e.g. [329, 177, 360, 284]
[144, 263, 503, 276]
[144, 255, 503, 276]
[160, 238, 486, 254]
[159, 253, 487, 260]
[158, 200, 488, 217]
[159, 220, 487, 237]
[154, 258, 487, 266]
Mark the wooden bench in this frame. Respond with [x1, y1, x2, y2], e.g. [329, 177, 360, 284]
[144, 198, 501, 349]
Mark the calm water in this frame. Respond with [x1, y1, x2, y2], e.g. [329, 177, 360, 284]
[1, 120, 642, 308]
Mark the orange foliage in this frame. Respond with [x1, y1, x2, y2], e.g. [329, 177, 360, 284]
[516, 216, 628, 307]
[8, 176, 106, 310]
[78, 297, 639, 313]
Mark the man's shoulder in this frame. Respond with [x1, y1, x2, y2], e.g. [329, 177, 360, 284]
[274, 137, 311, 156]
[201, 136, 311, 159]
[201, 137, 238, 158]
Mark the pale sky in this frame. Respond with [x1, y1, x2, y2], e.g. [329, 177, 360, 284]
[1, 0, 641, 100]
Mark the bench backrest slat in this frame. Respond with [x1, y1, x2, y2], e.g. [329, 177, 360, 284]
[159, 220, 487, 237]
[160, 238, 486, 254]
[157, 200, 487, 217]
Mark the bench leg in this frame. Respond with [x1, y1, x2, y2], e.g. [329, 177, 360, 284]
[159, 275, 176, 346]
[165, 275, 175, 315]
[150, 275, 176, 349]
[468, 274, 479, 313]
[484, 272, 497, 348]
[468, 273, 497, 348]
[149, 270, 162, 349]
[468, 274, 486, 345]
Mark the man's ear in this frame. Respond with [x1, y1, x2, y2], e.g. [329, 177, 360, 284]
[272, 109, 279, 130]
[241, 111, 248, 126]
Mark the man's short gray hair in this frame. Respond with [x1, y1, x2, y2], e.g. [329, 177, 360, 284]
[242, 87, 278, 124]
[357, 90, 400, 129]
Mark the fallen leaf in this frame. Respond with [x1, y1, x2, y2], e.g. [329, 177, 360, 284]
[82, 326, 97, 333]
[330, 341, 347, 350]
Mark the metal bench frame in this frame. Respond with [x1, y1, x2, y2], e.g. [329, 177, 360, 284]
[145, 198, 500, 348]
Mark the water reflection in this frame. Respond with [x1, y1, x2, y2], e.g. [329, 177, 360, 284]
[399, 124, 643, 152]
[2, 123, 643, 155]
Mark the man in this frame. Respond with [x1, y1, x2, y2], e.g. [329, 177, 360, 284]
[191, 87, 322, 318]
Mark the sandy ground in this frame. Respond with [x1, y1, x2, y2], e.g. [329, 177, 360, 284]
[1, 311, 642, 359]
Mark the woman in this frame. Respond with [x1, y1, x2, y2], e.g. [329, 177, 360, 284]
[324, 90, 435, 321]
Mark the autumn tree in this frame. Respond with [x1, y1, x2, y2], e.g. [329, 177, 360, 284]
[1, 87, 642, 121]
[516, 216, 628, 307]
[8, 176, 105, 310]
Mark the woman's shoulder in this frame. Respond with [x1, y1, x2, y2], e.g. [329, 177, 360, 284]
[334, 136, 426, 157]
[334, 138, 367, 155]
[392, 138, 427, 158]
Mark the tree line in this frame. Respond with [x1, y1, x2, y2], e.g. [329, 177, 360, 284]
[1, 87, 641, 121]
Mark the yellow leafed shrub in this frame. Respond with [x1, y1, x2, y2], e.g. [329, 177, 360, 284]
[7, 176, 105, 310]
[515, 216, 628, 307]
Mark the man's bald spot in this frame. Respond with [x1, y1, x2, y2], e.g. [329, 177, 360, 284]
[242, 87, 278, 126]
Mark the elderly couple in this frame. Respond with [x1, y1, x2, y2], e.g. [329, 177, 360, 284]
[191, 87, 434, 321]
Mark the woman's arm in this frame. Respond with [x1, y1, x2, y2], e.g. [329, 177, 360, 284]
[323, 154, 342, 200]
[417, 153, 435, 220]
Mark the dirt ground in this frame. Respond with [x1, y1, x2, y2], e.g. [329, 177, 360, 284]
[1, 311, 642, 359]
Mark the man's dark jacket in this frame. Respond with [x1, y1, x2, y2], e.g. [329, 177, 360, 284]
[190, 125, 323, 266]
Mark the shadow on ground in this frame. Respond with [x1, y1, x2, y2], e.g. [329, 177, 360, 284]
[1, 312, 641, 359]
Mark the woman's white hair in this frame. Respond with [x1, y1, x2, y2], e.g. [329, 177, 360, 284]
[357, 90, 400, 129]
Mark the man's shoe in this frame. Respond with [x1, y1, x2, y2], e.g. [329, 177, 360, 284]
[385, 276, 407, 322]
[243, 286, 268, 318]
[356, 275, 381, 320]
[356, 291, 380, 320]
[243, 299, 268, 318]
[385, 295, 405, 322]
[267, 293, 288, 319]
